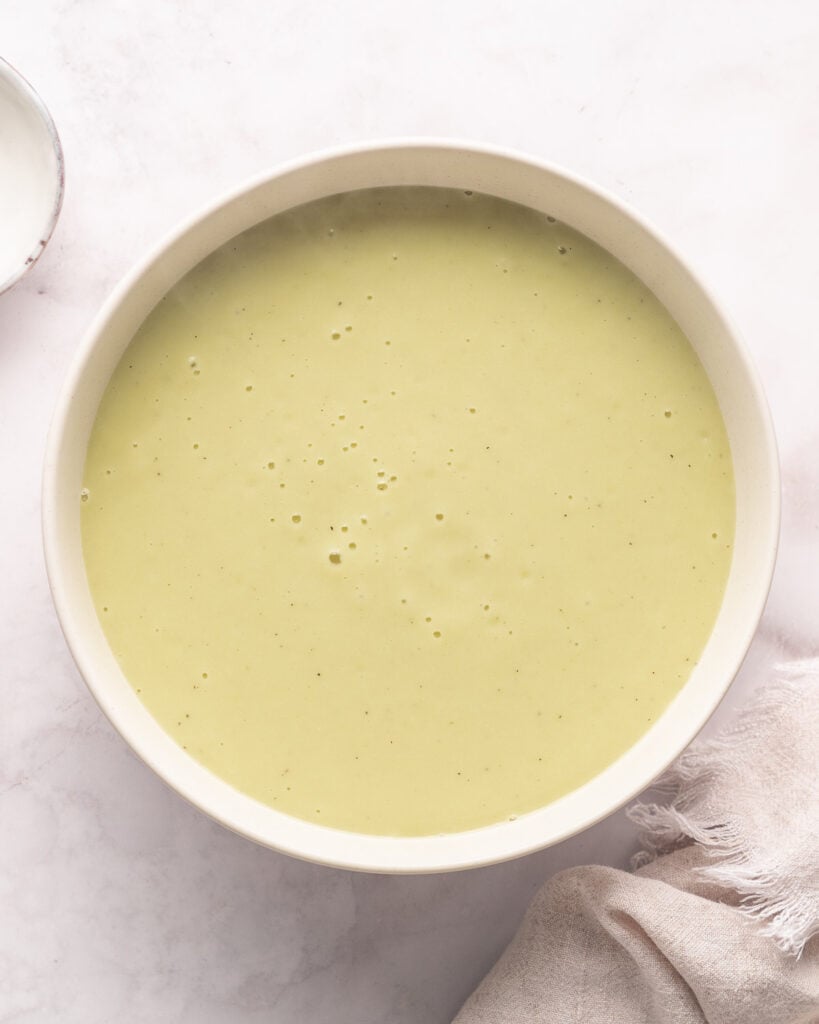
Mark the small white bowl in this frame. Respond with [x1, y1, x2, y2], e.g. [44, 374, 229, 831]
[43, 141, 779, 873]
[0, 57, 64, 294]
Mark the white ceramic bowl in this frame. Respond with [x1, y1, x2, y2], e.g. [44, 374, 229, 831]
[43, 141, 779, 873]
[0, 57, 63, 294]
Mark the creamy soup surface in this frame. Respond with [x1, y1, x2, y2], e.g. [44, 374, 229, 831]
[81, 188, 735, 836]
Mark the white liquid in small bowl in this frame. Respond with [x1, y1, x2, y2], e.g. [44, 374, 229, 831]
[0, 58, 63, 293]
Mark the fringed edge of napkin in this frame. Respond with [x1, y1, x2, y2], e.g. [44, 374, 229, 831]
[628, 659, 819, 958]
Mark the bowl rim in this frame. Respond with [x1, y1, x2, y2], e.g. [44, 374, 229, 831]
[42, 138, 780, 872]
[0, 56, 65, 295]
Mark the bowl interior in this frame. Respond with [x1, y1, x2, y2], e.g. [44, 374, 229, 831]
[43, 142, 779, 872]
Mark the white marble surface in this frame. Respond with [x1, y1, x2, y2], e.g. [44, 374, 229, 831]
[2, 2, 817, 1020]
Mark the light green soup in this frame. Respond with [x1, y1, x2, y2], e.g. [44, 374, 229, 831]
[81, 188, 734, 836]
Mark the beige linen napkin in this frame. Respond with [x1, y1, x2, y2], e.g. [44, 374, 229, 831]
[455, 661, 819, 1024]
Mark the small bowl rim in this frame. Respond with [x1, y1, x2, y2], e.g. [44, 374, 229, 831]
[42, 138, 780, 873]
[0, 55, 65, 295]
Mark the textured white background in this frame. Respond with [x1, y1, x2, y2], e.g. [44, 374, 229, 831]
[2, 3, 818, 1021]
